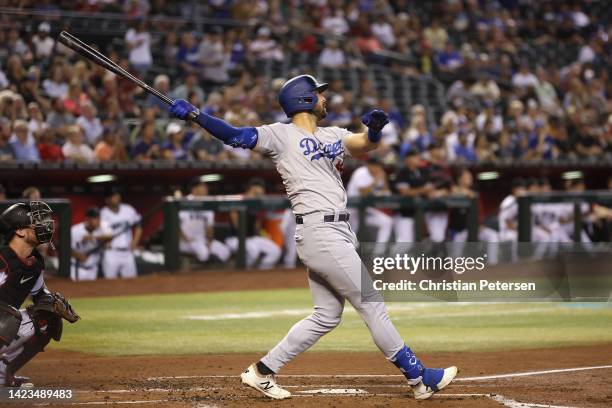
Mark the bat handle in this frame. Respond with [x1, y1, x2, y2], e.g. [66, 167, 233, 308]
[187, 111, 200, 122]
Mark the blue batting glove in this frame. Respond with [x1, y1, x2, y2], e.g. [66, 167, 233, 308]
[170, 99, 199, 121]
[361, 109, 390, 133]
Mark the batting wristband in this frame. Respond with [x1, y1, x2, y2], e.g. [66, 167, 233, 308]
[196, 112, 258, 149]
[367, 128, 383, 143]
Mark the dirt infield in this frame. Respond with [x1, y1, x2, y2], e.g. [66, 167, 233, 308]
[23, 345, 612, 407]
[24, 270, 612, 407]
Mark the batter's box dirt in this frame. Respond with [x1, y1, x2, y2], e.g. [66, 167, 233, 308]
[19, 344, 612, 407]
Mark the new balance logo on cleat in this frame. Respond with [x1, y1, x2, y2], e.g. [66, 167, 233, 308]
[260, 381, 273, 390]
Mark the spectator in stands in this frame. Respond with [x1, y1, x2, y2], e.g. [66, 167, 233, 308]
[38, 128, 64, 162]
[131, 122, 162, 161]
[146, 75, 171, 112]
[226, 178, 282, 269]
[27, 102, 45, 138]
[42, 64, 68, 98]
[0, 118, 15, 161]
[436, 42, 464, 80]
[423, 18, 448, 52]
[403, 104, 432, 152]
[62, 125, 94, 163]
[5, 29, 31, 59]
[176, 31, 201, 75]
[9, 119, 39, 161]
[76, 102, 103, 145]
[511, 63, 539, 95]
[172, 72, 204, 102]
[475, 100, 503, 137]
[248, 26, 283, 61]
[19, 72, 49, 110]
[190, 129, 226, 161]
[162, 122, 190, 160]
[31, 22, 55, 61]
[199, 28, 229, 89]
[321, 8, 350, 36]
[94, 128, 128, 162]
[371, 13, 395, 48]
[125, 19, 152, 75]
[62, 80, 89, 116]
[46, 97, 75, 135]
[325, 95, 352, 128]
[318, 40, 346, 68]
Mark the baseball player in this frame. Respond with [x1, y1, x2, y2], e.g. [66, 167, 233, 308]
[346, 156, 393, 253]
[179, 179, 231, 263]
[100, 189, 142, 279]
[392, 149, 431, 244]
[70, 207, 113, 281]
[423, 142, 452, 242]
[0, 201, 79, 387]
[170, 74, 456, 400]
[225, 179, 282, 269]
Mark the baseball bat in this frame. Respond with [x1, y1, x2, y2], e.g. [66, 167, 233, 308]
[57, 31, 198, 121]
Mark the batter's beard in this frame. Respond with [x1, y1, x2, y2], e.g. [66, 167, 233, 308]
[313, 105, 327, 119]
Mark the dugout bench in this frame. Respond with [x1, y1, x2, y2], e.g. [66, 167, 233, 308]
[162, 195, 479, 271]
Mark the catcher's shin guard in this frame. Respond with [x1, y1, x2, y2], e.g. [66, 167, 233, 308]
[4, 333, 51, 385]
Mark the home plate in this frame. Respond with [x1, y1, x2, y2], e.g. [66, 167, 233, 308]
[298, 388, 368, 395]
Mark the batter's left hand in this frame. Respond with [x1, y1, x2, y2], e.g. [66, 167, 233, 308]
[361, 109, 390, 133]
[170, 99, 199, 121]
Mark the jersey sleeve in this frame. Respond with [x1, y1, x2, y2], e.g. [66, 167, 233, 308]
[254, 125, 283, 156]
[129, 206, 142, 225]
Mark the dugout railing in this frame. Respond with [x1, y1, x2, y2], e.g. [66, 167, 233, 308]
[0, 199, 72, 278]
[162, 195, 479, 270]
[518, 191, 612, 242]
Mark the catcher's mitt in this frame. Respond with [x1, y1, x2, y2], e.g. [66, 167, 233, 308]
[28, 292, 80, 323]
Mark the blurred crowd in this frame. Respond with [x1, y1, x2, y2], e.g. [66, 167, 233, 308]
[0, 0, 610, 166]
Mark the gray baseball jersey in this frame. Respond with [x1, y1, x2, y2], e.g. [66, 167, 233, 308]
[254, 122, 404, 373]
[255, 123, 350, 214]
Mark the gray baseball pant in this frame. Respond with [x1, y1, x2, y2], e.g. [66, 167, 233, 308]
[261, 215, 404, 373]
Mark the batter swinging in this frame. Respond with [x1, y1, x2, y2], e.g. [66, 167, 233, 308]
[170, 75, 457, 400]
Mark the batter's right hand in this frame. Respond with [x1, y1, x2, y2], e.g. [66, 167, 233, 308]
[170, 99, 199, 120]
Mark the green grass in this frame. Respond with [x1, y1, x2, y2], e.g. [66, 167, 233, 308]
[56, 289, 612, 356]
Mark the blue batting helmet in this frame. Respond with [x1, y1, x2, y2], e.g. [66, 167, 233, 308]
[278, 75, 328, 117]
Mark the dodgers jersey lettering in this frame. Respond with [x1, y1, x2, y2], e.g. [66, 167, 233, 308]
[255, 123, 351, 214]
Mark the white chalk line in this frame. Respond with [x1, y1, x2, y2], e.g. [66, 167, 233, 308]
[185, 303, 558, 321]
[456, 364, 612, 381]
[491, 394, 579, 408]
[145, 363, 612, 381]
[35, 400, 169, 406]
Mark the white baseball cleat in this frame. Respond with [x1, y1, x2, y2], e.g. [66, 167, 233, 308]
[240, 364, 291, 400]
[412, 366, 458, 400]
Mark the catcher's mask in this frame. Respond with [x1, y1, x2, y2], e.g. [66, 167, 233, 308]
[0, 201, 55, 245]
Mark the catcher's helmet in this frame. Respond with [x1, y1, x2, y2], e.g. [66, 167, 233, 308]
[0, 201, 54, 244]
[278, 75, 328, 117]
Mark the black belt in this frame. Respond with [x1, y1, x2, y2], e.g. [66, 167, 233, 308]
[295, 213, 350, 224]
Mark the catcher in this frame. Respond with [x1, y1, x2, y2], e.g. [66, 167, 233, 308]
[0, 201, 80, 387]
